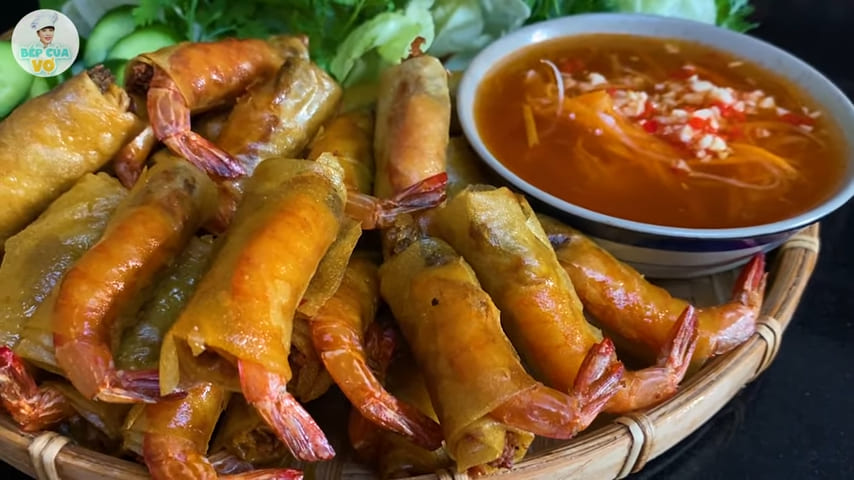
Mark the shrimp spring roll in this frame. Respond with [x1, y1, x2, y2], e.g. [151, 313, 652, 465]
[2, 173, 127, 352]
[209, 54, 341, 228]
[161, 156, 347, 461]
[0, 67, 141, 245]
[53, 153, 218, 403]
[308, 110, 375, 194]
[428, 187, 693, 414]
[373, 55, 450, 200]
[379, 236, 539, 472]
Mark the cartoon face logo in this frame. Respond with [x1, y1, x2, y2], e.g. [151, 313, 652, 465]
[11, 9, 80, 77]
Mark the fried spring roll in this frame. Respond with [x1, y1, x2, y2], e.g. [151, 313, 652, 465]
[426, 186, 602, 387]
[379, 237, 536, 472]
[308, 110, 375, 194]
[161, 156, 347, 392]
[161, 157, 347, 461]
[53, 153, 218, 403]
[373, 55, 450, 199]
[210, 55, 341, 228]
[4, 174, 127, 357]
[0, 67, 141, 246]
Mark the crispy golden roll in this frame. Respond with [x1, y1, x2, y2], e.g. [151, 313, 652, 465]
[427, 186, 602, 389]
[218, 56, 342, 172]
[379, 237, 536, 471]
[373, 55, 450, 199]
[161, 156, 345, 462]
[160, 156, 348, 393]
[2, 173, 127, 353]
[123, 382, 228, 457]
[115, 236, 216, 371]
[53, 153, 218, 403]
[208, 57, 342, 229]
[121, 382, 303, 480]
[125, 37, 300, 115]
[427, 187, 689, 414]
[539, 215, 764, 369]
[308, 110, 375, 194]
[0, 68, 141, 246]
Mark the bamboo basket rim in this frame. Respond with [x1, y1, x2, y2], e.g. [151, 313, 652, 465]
[0, 223, 821, 480]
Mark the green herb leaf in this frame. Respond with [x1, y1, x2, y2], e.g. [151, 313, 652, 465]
[716, 0, 757, 32]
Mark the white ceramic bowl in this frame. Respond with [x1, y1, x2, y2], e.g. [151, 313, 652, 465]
[457, 13, 854, 278]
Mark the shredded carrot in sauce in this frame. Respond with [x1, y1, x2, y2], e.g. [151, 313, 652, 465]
[522, 104, 539, 148]
[475, 34, 843, 228]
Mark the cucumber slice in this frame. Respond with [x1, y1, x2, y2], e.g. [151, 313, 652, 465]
[83, 5, 137, 66]
[106, 26, 181, 61]
[102, 59, 129, 87]
[0, 41, 34, 118]
[28, 77, 51, 99]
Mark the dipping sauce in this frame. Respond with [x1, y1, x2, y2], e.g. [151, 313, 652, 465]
[475, 34, 845, 228]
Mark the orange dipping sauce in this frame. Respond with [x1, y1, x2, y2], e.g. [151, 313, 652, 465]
[475, 34, 845, 228]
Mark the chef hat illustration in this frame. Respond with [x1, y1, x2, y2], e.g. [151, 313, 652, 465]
[31, 11, 59, 31]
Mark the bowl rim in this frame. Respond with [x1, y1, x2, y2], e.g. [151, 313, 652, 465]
[457, 12, 854, 240]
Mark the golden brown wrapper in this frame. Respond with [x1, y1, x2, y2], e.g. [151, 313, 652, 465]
[308, 110, 375, 194]
[373, 55, 450, 199]
[0, 71, 141, 246]
[427, 187, 603, 391]
[218, 55, 342, 173]
[379, 236, 537, 471]
[6, 174, 127, 364]
[160, 156, 347, 394]
[125, 37, 299, 114]
[122, 382, 229, 457]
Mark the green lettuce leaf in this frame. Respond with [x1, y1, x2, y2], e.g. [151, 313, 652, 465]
[612, 0, 717, 24]
[429, 0, 530, 69]
[329, 0, 435, 84]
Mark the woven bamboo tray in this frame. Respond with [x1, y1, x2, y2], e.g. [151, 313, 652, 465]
[0, 223, 820, 480]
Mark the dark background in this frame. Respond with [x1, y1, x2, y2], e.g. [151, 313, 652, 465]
[1, 0, 852, 479]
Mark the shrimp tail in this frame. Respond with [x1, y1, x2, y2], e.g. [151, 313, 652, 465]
[148, 73, 245, 179]
[571, 338, 626, 427]
[657, 305, 700, 374]
[238, 359, 335, 462]
[732, 253, 767, 309]
[605, 306, 699, 413]
[162, 132, 246, 179]
[0, 347, 73, 431]
[489, 339, 624, 438]
[54, 341, 160, 404]
[347, 172, 448, 229]
[355, 389, 443, 451]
